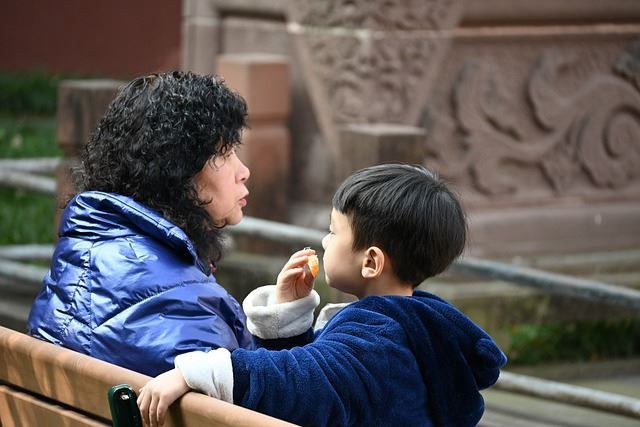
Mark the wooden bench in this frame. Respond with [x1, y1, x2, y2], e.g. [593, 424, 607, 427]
[0, 326, 295, 427]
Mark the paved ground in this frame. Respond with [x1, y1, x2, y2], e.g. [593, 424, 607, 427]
[480, 373, 640, 426]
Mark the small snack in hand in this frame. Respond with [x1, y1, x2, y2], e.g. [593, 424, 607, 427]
[304, 247, 320, 278]
[307, 254, 319, 278]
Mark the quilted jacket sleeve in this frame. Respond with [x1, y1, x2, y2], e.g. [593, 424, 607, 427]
[91, 281, 253, 377]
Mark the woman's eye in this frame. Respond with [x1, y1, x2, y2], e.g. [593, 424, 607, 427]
[210, 157, 222, 168]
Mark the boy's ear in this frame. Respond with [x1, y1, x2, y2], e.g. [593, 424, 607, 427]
[361, 246, 385, 279]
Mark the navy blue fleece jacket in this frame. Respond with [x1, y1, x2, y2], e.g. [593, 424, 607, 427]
[229, 290, 507, 426]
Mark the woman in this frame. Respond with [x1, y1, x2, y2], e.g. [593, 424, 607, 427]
[27, 71, 254, 376]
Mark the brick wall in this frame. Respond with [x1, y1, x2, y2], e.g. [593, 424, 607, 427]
[0, 0, 181, 77]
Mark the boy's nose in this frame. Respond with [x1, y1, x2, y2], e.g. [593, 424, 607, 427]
[321, 234, 329, 250]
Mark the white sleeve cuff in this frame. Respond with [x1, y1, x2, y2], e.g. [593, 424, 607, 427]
[174, 348, 234, 403]
[242, 285, 321, 339]
[314, 302, 350, 331]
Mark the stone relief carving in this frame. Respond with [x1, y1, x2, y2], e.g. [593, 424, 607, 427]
[614, 39, 640, 91]
[533, 52, 640, 192]
[289, 0, 462, 160]
[289, 0, 459, 30]
[304, 34, 437, 124]
[428, 44, 640, 197]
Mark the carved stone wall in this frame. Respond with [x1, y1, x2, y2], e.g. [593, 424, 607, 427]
[183, 0, 640, 256]
[425, 34, 640, 206]
[288, 0, 462, 162]
[423, 28, 640, 255]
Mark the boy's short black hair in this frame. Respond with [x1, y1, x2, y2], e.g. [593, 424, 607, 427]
[332, 164, 466, 285]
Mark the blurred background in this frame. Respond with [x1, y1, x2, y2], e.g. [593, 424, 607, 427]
[1, 1, 639, 425]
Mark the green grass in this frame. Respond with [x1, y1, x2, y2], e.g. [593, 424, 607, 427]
[0, 70, 104, 115]
[0, 114, 60, 245]
[0, 189, 60, 244]
[0, 115, 59, 157]
[507, 318, 640, 366]
[0, 71, 64, 115]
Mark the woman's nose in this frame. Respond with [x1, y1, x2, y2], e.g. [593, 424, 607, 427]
[237, 157, 250, 182]
[321, 234, 329, 250]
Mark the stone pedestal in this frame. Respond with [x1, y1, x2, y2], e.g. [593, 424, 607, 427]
[217, 54, 291, 222]
[289, 0, 462, 161]
[337, 124, 426, 184]
[182, 0, 221, 74]
[55, 80, 123, 231]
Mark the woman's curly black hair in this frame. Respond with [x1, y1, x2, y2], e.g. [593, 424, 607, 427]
[75, 71, 248, 264]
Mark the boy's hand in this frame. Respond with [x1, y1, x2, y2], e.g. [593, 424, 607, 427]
[137, 368, 189, 427]
[276, 248, 317, 303]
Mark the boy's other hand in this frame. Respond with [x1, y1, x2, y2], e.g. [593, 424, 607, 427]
[276, 248, 316, 303]
[137, 368, 189, 427]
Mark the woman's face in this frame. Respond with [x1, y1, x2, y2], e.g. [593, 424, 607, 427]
[195, 147, 250, 227]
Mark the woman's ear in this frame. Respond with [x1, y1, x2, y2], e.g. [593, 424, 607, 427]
[361, 246, 385, 279]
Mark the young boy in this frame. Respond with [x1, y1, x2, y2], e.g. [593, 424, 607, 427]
[137, 163, 507, 427]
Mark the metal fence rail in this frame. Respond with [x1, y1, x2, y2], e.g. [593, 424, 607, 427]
[0, 259, 48, 286]
[451, 257, 640, 311]
[0, 157, 61, 174]
[234, 216, 326, 247]
[0, 244, 55, 262]
[496, 371, 640, 419]
[0, 170, 56, 194]
[2, 217, 640, 310]
[234, 217, 640, 310]
[0, 158, 58, 194]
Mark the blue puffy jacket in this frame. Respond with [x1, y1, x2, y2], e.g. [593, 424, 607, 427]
[28, 191, 253, 376]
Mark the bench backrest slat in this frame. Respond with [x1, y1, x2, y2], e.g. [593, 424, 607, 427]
[0, 385, 109, 427]
[0, 325, 147, 419]
[0, 326, 296, 427]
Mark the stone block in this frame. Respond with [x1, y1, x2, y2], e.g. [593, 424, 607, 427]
[216, 55, 291, 221]
[182, 0, 217, 19]
[182, 18, 220, 73]
[56, 80, 122, 156]
[217, 54, 290, 120]
[238, 125, 290, 221]
[337, 123, 426, 184]
[220, 17, 289, 56]
[55, 80, 122, 230]
[467, 202, 640, 257]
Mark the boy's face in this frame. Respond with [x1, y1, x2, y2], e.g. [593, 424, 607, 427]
[321, 209, 365, 296]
